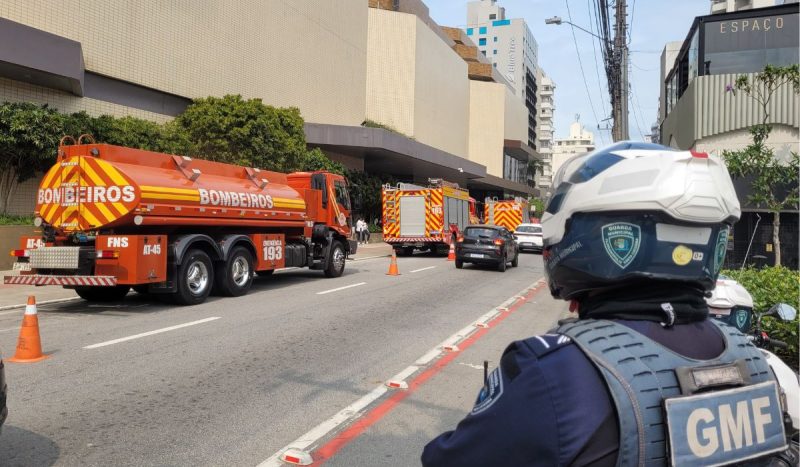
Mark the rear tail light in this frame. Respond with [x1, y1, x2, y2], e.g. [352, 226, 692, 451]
[96, 250, 119, 259]
[493, 239, 505, 246]
[10, 249, 29, 258]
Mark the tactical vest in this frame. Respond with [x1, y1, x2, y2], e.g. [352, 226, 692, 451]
[558, 319, 790, 467]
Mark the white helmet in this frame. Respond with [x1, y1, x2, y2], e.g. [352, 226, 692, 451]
[707, 276, 754, 332]
[542, 142, 741, 300]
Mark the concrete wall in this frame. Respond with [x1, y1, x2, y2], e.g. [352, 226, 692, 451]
[366, 8, 469, 158]
[504, 87, 528, 142]
[468, 81, 506, 177]
[661, 73, 799, 159]
[0, 0, 368, 126]
[0, 225, 36, 270]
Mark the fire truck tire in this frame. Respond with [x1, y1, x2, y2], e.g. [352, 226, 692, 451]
[215, 246, 254, 297]
[174, 249, 214, 305]
[324, 241, 346, 278]
[511, 252, 519, 268]
[455, 258, 463, 269]
[75, 285, 130, 302]
[497, 255, 507, 272]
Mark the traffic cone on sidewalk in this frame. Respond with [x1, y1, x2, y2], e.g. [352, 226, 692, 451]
[7, 296, 49, 363]
[447, 242, 456, 261]
[386, 250, 401, 276]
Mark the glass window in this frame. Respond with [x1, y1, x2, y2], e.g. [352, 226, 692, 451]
[515, 225, 542, 234]
[493, 49, 497, 55]
[492, 19, 511, 26]
[479, 38, 487, 46]
[687, 30, 699, 83]
[493, 36, 498, 42]
[479, 26, 487, 34]
[489, 13, 496, 20]
[466, 28, 473, 35]
[464, 227, 499, 238]
[333, 179, 351, 210]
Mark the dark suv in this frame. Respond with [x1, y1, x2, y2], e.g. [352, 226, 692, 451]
[455, 225, 519, 272]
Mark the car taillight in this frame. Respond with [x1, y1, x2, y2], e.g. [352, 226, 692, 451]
[493, 239, 504, 246]
[10, 249, 29, 258]
[96, 250, 119, 259]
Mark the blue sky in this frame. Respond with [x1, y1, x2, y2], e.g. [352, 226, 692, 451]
[425, 0, 709, 145]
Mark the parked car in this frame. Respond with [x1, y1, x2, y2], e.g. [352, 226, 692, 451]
[0, 351, 6, 433]
[513, 223, 543, 253]
[455, 225, 519, 272]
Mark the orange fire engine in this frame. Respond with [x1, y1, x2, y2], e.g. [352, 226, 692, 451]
[5, 137, 356, 305]
[382, 180, 478, 255]
[484, 197, 531, 231]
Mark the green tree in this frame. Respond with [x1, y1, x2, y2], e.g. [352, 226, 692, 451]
[175, 95, 308, 172]
[528, 197, 545, 218]
[301, 147, 345, 175]
[0, 102, 66, 214]
[722, 65, 800, 267]
[526, 159, 541, 188]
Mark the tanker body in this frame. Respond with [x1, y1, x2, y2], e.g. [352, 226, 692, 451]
[5, 140, 357, 305]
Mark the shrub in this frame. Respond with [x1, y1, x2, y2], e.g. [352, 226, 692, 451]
[722, 266, 799, 368]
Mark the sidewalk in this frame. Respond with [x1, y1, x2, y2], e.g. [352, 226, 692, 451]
[0, 270, 79, 310]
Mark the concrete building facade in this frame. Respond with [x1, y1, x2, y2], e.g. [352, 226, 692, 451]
[0, 0, 535, 216]
[551, 119, 596, 181]
[535, 72, 555, 192]
[658, 2, 799, 268]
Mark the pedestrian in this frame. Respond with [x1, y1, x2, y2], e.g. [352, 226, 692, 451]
[356, 218, 366, 245]
[422, 143, 797, 466]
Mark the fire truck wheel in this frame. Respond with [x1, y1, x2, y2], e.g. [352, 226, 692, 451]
[75, 286, 130, 302]
[174, 249, 214, 305]
[497, 255, 507, 272]
[215, 246, 254, 297]
[324, 241, 346, 278]
[511, 252, 519, 268]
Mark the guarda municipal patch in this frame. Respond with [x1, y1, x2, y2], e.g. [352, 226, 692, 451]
[471, 367, 504, 416]
[601, 222, 641, 269]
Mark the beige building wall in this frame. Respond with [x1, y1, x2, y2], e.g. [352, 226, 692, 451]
[504, 88, 528, 142]
[366, 8, 469, 158]
[0, 0, 368, 125]
[468, 81, 506, 178]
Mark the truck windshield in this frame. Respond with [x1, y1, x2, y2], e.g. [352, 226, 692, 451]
[334, 179, 351, 210]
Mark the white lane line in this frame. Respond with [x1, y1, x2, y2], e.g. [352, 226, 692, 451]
[350, 254, 391, 262]
[83, 317, 221, 349]
[257, 385, 389, 467]
[410, 266, 436, 273]
[259, 278, 544, 467]
[316, 282, 366, 295]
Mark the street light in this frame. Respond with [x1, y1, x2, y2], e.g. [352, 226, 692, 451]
[544, 16, 611, 44]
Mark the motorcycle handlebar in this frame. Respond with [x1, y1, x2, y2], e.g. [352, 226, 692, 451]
[769, 338, 789, 349]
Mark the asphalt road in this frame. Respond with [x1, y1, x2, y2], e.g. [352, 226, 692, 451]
[0, 250, 562, 466]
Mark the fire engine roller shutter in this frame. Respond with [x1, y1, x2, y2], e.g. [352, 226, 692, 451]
[400, 196, 426, 237]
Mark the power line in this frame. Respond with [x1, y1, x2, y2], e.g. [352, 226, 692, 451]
[587, 0, 610, 118]
[565, 0, 605, 144]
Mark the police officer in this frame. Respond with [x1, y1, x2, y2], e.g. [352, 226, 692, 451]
[422, 142, 796, 466]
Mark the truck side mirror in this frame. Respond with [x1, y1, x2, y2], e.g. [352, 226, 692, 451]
[768, 303, 797, 321]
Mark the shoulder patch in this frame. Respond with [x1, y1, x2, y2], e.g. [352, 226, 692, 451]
[470, 366, 504, 416]
[523, 333, 573, 358]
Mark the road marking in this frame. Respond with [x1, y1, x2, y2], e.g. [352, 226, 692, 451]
[258, 278, 545, 467]
[350, 254, 392, 262]
[410, 266, 436, 273]
[316, 282, 366, 295]
[83, 317, 221, 349]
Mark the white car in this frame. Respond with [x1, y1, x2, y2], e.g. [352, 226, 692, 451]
[513, 223, 543, 253]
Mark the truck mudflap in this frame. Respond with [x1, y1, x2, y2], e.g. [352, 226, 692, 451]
[3, 275, 117, 286]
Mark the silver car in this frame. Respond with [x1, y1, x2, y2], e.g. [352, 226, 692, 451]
[513, 223, 543, 253]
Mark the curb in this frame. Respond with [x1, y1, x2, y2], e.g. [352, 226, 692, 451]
[0, 296, 80, 312]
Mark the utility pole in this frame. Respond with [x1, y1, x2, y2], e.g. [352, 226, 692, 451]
[612, 0, 629, 141]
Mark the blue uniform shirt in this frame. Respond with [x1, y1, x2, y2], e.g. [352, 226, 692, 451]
[421, 319, 725, 466]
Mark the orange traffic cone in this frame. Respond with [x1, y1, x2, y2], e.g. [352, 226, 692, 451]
[386, 250, 400, 276]
[7, 296, 49, 363]
[447, 242, 456, 261]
